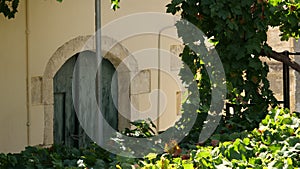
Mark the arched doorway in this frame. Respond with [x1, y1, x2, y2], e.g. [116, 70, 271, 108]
[53, 51, 118, 148]
[43, 36, 137, 145]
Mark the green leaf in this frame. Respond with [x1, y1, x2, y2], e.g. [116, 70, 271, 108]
[145, 153, 157, 161]
[111, 0, 120, 10]
[171, 0, 183, 5]
[182, 160, 194, 169]
[282, 117, 293, 125]
[243, 138, 250, 146]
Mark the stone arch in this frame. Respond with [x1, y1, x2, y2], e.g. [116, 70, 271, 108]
[42, 35, 138, 145]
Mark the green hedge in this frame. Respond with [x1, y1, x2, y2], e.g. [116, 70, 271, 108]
[1, 108, 299, 169]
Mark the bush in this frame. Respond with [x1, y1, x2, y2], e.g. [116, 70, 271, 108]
[0, 108, 299, 169]
[137, 108, 300, 169]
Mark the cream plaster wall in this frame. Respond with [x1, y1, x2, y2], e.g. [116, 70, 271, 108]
[29, 0, 95, 76]
[101, 0, 182, 131]
[101, 0, 169, 25]
[0, 1, 27, 153]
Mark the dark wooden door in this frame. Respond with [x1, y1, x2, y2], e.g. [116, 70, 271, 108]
[99, 58, 119, 131]
[53, 51, 118, 148]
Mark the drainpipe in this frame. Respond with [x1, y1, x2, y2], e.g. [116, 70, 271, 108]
[95, 0, 101, 58]
[95, 0, 103, 145]
[157, 25, 175, 132]
[25, 0, 31, 146]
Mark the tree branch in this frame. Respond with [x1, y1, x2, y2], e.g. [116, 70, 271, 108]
[260, 49, 300, 73]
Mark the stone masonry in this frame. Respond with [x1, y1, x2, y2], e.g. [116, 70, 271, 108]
[266, 27, 297, 112]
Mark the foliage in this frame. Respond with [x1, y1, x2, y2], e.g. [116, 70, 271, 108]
[0, 0, 19, 19]
[122, 118, 157, 138]
[134, 108, 300, 168]
[1, 108, 299, 168]
[111, 0, 120, 10]
[166, 0, 300, 140]
[0, 119, 155, 169]
[0, 119, 157, 169]
[107, 118, 165, 158]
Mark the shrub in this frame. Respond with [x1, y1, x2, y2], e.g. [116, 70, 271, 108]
[0, 108, 299, 168]
[136, 108, 300, 169]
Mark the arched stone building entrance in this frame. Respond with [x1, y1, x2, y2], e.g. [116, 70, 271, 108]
[42, 35, 138, 146]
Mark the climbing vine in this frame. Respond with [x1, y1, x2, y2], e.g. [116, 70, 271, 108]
[166, 0, 300, 135]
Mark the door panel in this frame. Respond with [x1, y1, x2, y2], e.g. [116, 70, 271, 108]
[53, 93, 65, 144]
[54, 56, 78, 147]
[100, 59, 118, 130]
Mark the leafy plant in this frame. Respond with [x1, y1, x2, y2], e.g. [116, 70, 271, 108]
[1, 108, 300, 168]
[166, 0, 300, 143]
[134, 107, 300, 169]
[122, 118, 157, 138]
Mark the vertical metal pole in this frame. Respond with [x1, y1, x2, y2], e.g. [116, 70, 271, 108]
[283, 51, 290, 109]
[157, 25, 174, 132]
[96, 0, 101, 56]
[95, 0, 103, 145]
[157, 32, 161, 132]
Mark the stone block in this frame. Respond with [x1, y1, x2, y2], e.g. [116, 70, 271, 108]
[130, 70, 151, 94]
[42, 78, 54, 105]
[170, 45, 184, 70]
[267, 27, 293, 53]
[31, 76, 43, 105]
[43, 104, 54, 145]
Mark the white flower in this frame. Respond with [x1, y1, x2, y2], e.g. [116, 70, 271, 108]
[77, 159, 86, 168]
